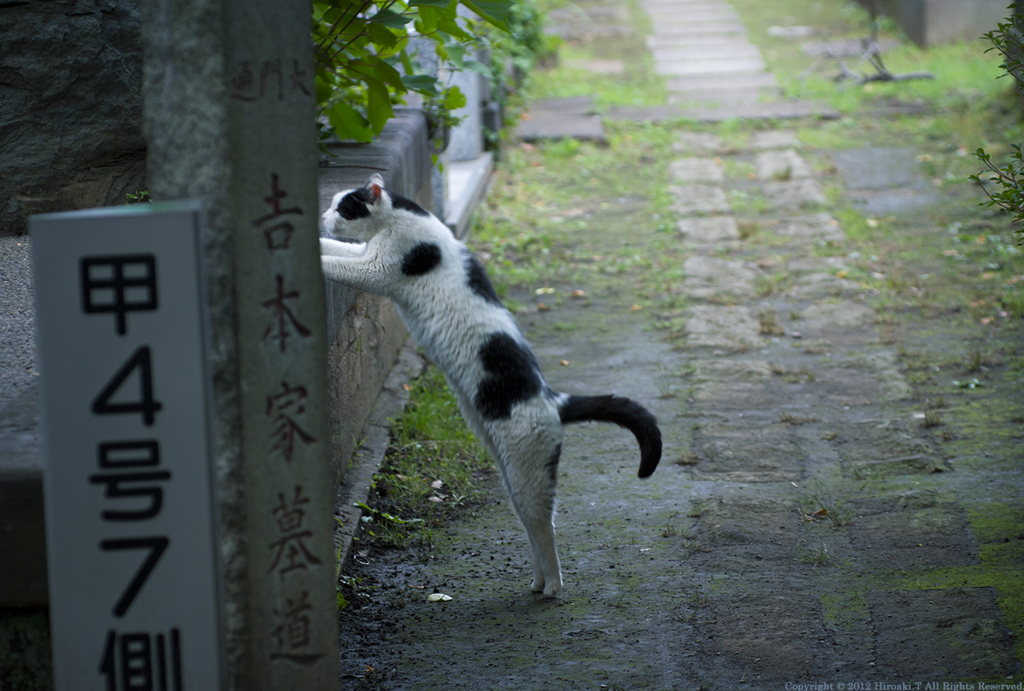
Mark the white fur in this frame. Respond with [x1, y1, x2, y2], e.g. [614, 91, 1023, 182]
[320, 180, 566, 596]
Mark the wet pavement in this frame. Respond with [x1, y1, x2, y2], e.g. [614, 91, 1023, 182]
[334, 0, 1023, 688]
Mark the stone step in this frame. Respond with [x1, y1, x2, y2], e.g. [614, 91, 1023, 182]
[648, 35, 759, 47]
[667, 71, 779, 90]
[640, 0, 734, 9]
[646, 32, 749, 48]
[651, 44, 763, 61]
[645, 8, 741, 22]
[655, 56, 767, 76]
[668, 88, 780, 106]
[647, 23, 749, 39]
[670, 100, 842, 122]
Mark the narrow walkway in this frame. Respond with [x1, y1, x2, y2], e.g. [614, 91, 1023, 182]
[642, 0, 778, 107]
[335, 1, 1024, 688]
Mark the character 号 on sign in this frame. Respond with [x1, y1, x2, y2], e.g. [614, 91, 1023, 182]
[89, 441, 170, 521]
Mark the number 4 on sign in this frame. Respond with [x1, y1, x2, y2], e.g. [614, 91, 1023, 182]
[91, 346, 163, 426]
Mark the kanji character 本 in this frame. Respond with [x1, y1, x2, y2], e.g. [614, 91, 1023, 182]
[266, 381, 316, 463]
[267, 485, 321, 577]
[252, 173, 303, 250]
[80, 254, 158, 335]
[271, 591, 324, 665]
[261, 274, 311, 352]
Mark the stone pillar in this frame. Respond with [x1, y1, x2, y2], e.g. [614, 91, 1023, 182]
[140, 0, 335, 688]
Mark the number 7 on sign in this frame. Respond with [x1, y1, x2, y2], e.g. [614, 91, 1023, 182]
[100, 536, 169, 617]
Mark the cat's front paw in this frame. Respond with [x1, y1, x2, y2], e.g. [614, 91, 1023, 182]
[530, 577, 545, 593]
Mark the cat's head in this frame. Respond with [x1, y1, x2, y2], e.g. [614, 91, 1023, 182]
[321, 174, 431, 235]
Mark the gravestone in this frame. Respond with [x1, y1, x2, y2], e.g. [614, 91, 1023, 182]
[139, 0, 335, 688]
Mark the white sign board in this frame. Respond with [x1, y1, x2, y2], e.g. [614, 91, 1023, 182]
[31, 202, 225, 690]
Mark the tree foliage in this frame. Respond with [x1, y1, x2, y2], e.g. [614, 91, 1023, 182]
[312, 0, 513, 143]
[970, 3, 1024, 240]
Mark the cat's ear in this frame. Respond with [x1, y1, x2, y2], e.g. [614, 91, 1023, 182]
[368, 174, 385, 202]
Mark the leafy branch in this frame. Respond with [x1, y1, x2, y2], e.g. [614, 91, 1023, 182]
[312, 0, 513, 143]
[971, 3, 1024, 241]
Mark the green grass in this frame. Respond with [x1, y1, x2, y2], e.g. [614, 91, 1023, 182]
[365, 366, 491, 547]
[529, 0, 668, 106]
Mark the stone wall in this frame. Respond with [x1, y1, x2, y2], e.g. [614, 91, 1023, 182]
[0, 0, 147, 236]
[855, 0, 1008, 47]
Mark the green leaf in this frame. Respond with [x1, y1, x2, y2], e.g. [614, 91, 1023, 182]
[463, 57, 493, 79]
[314, 74, 334, 104]
[367, 23, 400, 49]
[444, 85, 466, 110]
[366, 78, 394, 133]
[401, 74, 439, 96]
[327, 101, 372, 143]
[370, 7, 413, 29]
[460, 0, 513, 30]
[375, 60, 406, 91]
[445, 41, 467, 68]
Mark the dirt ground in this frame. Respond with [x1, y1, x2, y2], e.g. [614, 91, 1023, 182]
[333, 2, 1024, 689]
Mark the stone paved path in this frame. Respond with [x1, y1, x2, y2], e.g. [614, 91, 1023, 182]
[334, 1, 1023, 688]
[641, 0, 777, 108]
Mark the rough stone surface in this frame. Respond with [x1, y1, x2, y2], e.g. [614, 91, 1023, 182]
[746, 130, 803, 150]
[755, 149, 812, 180]
[682, 256, 763, 297]
[0, 0, 146, 236]
[684, 305, 764, 349]
[670, 184, 731, 214]
[829, 146, 941, 215]
[787, 256, 849, 273]
[774, 213, 846, 241]
[672, 131, 725, 153]
[764, 178, 828, 209]
[0, 238, 36, 411]
[677, 216, 740, 243]
[516, 98, 605, 142]
[789, 272, 863, 298]
[800, 301, 873, 328]
[670, 157, 725, 183]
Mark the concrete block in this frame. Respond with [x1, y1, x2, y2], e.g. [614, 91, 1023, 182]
[860, 0, 1009, 47]
[899, 0, 1007, 46]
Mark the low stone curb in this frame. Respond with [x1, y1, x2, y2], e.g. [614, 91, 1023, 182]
[333, 339, 428, 574]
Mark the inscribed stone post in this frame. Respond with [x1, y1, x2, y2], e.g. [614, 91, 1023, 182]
[140, 0, 335, 688]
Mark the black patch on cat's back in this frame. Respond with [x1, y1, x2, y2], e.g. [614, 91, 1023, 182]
[461, 247, 503, 306]
[475, 333, 542, 420]
[338, 188, 374, 221]
[401, 242, 442, 276]
[390, 192, 430, 217]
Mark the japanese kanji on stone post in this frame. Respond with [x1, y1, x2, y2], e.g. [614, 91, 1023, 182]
[139, 0, 335, 688]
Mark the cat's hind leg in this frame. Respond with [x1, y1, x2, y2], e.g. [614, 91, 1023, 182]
[494, 418, 564, 598]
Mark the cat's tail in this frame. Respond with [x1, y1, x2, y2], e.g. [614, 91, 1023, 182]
[557, 395, 662, 478]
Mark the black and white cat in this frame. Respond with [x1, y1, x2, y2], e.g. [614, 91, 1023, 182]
[320, 174, 661, 597]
